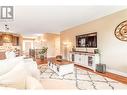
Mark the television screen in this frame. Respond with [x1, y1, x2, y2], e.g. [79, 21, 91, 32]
[76, 32, 97, 48]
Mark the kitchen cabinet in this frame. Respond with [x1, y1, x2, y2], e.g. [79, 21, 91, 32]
[0, 32, 20, 46]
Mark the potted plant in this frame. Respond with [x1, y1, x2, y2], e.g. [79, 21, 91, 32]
[39, 47, 48, 60]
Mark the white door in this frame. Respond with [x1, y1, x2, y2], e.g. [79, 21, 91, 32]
[23, 40, 34, 56]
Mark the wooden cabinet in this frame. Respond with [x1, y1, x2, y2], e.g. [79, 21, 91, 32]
[0, 52, 6, 60]
[0, 50, 21, 60]
[0, 32, 20, 46]
[69, 51, 99, 71]
[0, 33, 3, 46]
[12, 36, 19, 46]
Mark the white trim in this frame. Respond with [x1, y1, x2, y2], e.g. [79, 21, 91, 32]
[22, 39, 34, 51]
[107, 68, 127, 77]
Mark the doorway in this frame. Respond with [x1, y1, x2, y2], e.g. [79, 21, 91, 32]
[23, 39, 34, 56]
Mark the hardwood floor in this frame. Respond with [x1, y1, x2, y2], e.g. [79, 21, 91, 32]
[36, 59, 127, 84]
[75, 64, 127, 84]
[36, 58, 47, 64]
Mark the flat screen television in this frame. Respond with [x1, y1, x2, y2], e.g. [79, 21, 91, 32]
[76, 32, 97, 48]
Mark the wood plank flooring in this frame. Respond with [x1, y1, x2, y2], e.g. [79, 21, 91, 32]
[36, 58, 47, 64]
[75, 64, 127, 84]
[36, 59, 127, 84]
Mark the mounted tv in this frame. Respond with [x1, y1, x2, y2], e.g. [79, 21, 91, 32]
[76, 32, 97, 48]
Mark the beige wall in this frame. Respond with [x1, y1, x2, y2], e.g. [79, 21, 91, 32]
[40, 33, 60, 57]
[23, 33, 60, 57]
[61, 9, 127, 75]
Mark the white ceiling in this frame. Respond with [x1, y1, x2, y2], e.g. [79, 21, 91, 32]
[1, 6, 127, 35]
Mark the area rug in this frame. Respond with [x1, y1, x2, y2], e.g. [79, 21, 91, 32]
[38, 64, 127, 90]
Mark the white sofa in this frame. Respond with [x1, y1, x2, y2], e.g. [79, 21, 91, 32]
[0, 56, 24, 76]
[0, 57, 43, 89]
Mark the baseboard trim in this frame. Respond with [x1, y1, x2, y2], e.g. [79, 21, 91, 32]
[107, 68, 127, 77]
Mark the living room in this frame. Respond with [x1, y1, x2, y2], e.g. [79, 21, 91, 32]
[0, 4, 127, 92]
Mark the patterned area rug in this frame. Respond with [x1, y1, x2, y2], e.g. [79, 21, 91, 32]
[38, 64, 127, 90]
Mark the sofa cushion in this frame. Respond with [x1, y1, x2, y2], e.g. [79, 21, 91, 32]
[26, 76, 43, 89]
[0, 63, 27, 89]
[24, 61, 40, 79]
[0, 56, 24, 76]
